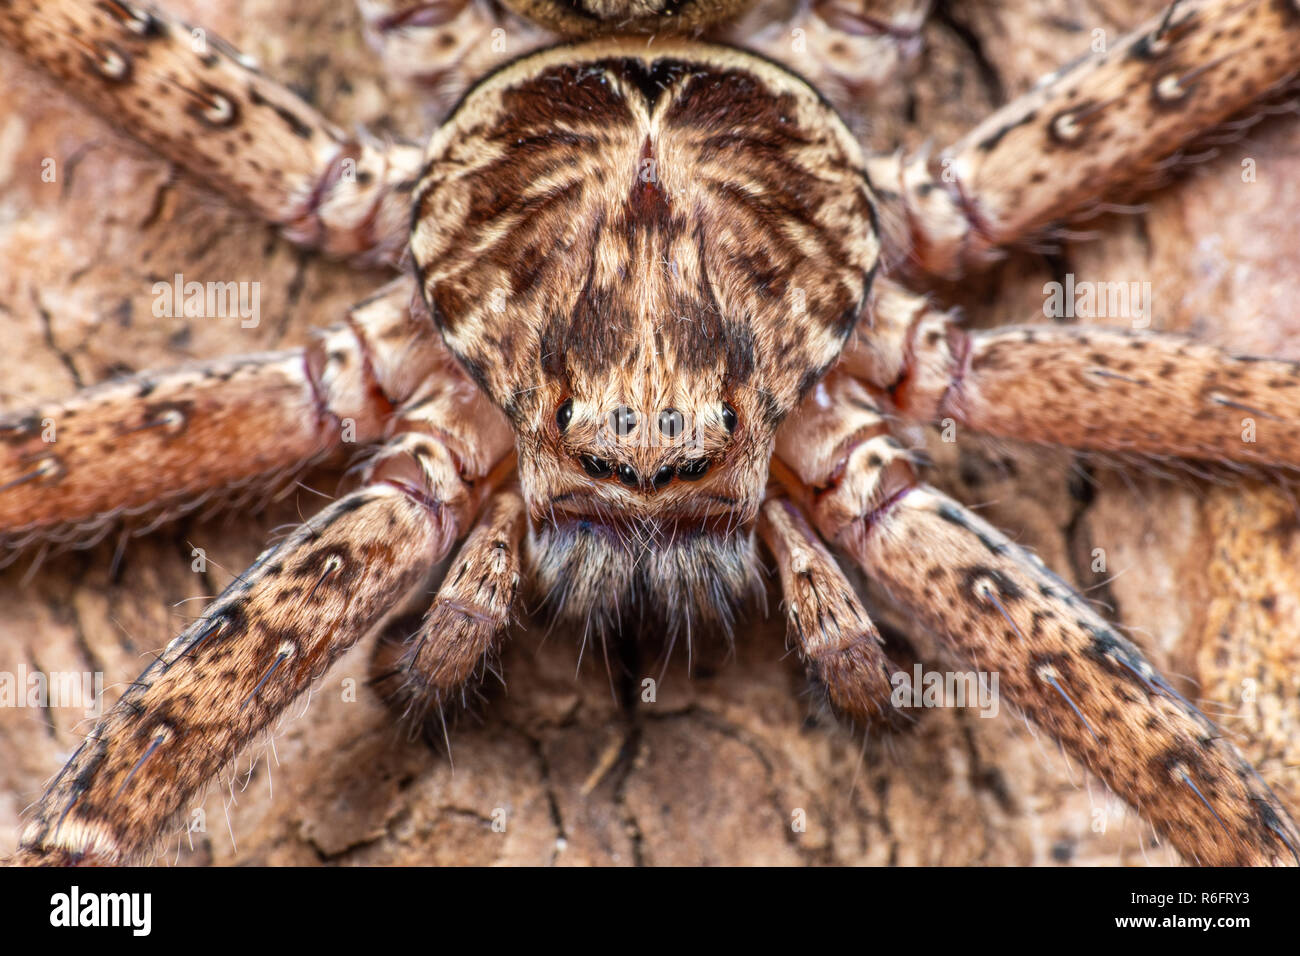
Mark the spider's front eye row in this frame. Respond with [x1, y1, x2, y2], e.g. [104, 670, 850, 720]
[676, 458, 710, 481]
[580, 455, 611, 478]
[577, 456, 711, 487]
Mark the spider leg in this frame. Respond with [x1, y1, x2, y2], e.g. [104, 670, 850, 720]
[0, 0, 423, 265]
[0, 278, 486, 562]
[371, 485, 525, 740]
[774, 370, 1300, 866]
[867, 0, 1300, 277]
[10, 406, 513, 865]
[843, 277, 1300, 470]
[357, 0, 557, 113]
[758, 495, 900, 731]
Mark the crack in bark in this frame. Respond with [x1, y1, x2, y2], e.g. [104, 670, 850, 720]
[24, 648, 58, 740]
[505, 718, 570, 866]
[609, 723, 645, 867]
[32, 290, 84, 390]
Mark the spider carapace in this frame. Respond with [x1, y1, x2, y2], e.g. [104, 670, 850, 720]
[5, 0, 1300, 867]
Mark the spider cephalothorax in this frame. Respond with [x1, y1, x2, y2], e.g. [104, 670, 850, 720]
[410, 40, 879, 634]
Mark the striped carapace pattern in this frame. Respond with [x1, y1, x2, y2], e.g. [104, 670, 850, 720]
[411, 40, 880, 519]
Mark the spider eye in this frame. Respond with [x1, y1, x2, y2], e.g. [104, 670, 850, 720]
[652, 465, 674, 489]
[721, 403, 738, 433]
[658, 408, 684, 438]
[610, 405, 638, 436]
[677, 458, 710, 481]
[616, 463, 639, 488]
[580, 455, 611, 478]
[556, 398, 573, 432]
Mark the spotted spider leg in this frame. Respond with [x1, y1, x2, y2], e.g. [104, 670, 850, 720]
[0, 278, 451, 565]
[868, 0, 1300, 277]
[0, 0, 424, 265]
[758, 495, 900, 730]
[370, 485, 525, 740]
[772, 369, 1300, 866]
[11, 362, 514, 865]
[842, 277, 1300, 470]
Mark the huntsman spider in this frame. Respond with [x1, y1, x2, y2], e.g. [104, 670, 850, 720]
[2, 0, 1300, 866]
